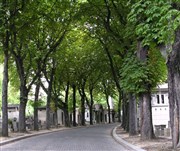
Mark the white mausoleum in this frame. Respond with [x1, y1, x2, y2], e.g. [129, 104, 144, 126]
[151, 83, 170, 129]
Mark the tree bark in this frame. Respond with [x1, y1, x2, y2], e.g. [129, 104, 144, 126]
[121, 92, 126, 129]
[118, 91, 122, 123]
[79, 87, 86, 126]
[167, 27, 180, 149]
[64, 81, 70, 127]
[34, 81, 40, 131]
[44, 60, 56, 129]
[53, 94, 58, 128]
[19, 85, 28, 132]
[1, 0, 9, 136]
[139, 92, 154, 140]
[103, 82, 111, 124]
[105, 94, 111, 124]
[125, 102, 129, 132]
[137, 41, 155, 140]
[89, 88, 94, 125]
[129, 93, 137, 136]
[46, 87, 52, 129]
[46, 67, 54, 129]
[80, 94, 85, 126]
[121, 92, 129, 131]
[2, 35, 9, 137]
[78, 79, 86, 126]
[72, 84, 77, 126]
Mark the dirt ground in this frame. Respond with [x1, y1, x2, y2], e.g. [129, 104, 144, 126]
[116, 126, 179, 151]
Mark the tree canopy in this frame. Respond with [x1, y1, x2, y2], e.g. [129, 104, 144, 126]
[1, 0, 180, 147]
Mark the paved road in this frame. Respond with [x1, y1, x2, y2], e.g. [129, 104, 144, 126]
[0, 123, 129, 151]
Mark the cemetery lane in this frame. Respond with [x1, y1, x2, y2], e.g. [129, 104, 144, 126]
[0, 123, 129, 151]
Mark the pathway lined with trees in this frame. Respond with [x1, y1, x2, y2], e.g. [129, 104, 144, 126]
[0, 0, 180, 149]
[0, 124, 128, 151]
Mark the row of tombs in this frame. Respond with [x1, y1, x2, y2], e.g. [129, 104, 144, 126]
[0, 84, 171, 137]
[0, 103, 116, 132]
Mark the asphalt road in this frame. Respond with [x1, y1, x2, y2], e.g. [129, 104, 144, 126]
[0, 123, 129, 151]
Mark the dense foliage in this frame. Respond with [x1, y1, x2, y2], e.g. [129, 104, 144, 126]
[1, 0, 179, 146]
[128, 0, 180, 46]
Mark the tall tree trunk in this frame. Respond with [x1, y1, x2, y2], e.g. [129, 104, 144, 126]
[64, 81, 70, 127]
[78, 79, 86, 126]
[1, 1, 9, 136]
[2, 37, 9, 137]
[53, 95, 58, 128]
[19, 85, 28, 132]
[105, 94, 111, 124]
[138, 95, 143, 133]
[125, 101, 129, 132]
[54, 108, 58, 127]
[53, 95, 60, 127]
[129, 93, 137, 136]
[118, 91, 122, 123]
[107, 102, 111, 123]
[14, 55, 35, 132]
[46, 86, 52, 129]
[46, 68, 54, 130]
[34, 81, 40, 131]
[13, 49, 34, 133]
[79, 87, 86, 126]
[45, 60, 55, 129]
[140, 92, 154, 140]
[121, 92, 128, 130]
[137, 41, 154, 140]
[103, 82, 111, 124]
[167, 27, 180, 149]
[101, 43, 123, 123]
[81, 95, 85, 126]
[72, 84, 77, 126]
[89, 88, 94, 125]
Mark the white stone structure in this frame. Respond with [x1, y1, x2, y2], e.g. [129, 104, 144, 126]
[7, 104, 19, 121]
[151, 83, 170, 130]
[85, 108, 90, 123]
[57, 109, 65, 125]
[108, 96, 114, 110]
[38, 107, 65, 126]
[38, 107, 46, 125]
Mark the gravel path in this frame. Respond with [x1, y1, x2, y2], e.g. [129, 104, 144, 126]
[116, 126, 177, 151]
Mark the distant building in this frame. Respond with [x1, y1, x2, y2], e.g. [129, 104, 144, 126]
[84, 96, 115, 124]
[137, 84, 170, 136]
[151, 83, 170, 136]
[151, 83, 169, 129]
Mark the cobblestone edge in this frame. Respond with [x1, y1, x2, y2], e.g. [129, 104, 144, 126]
[112, 126, 146, 151]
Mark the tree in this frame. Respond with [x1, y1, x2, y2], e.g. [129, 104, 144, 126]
[81, 0, 132, 127]
[128, 0, 179, 144]
[0, 0, 9, 137]
[167, 27, 180, 149]
[4, 1, 45, 132]
[128, 93, 137, 136]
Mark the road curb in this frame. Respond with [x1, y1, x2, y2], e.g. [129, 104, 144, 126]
[0, 128, 71, 146]
[112, 126, 146, 151]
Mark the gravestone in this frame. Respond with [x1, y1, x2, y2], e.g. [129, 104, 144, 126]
[12, 118, 18, 132]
